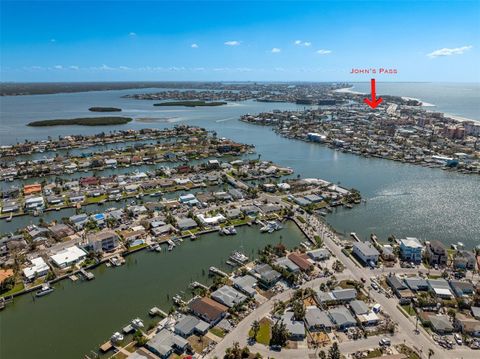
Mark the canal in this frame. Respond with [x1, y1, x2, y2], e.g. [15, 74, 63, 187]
[0, 222, 304, 359]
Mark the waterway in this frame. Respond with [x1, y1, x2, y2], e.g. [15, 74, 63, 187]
[0, 222, 304, 359]
[1, 84, 479, 247]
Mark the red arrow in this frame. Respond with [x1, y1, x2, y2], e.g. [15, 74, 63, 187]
[363, 78, 383, 109]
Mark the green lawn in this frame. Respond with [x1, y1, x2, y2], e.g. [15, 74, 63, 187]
[249, 319, 271, 345]
[209, 327, 226, 338]
[400, 305, 416, 316]
[2, 282, 25, 296]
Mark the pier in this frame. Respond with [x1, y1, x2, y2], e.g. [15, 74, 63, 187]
[79, 269, 95, 281]
[149, 306, 168, 317]
[209, 266, 229, 277]
[189, 281, 209, 291]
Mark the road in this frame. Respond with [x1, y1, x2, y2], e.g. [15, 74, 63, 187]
[207, 195, 478, 359]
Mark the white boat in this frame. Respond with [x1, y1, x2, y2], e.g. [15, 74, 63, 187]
[131, 318, 144, 329]
[230, 251, 249, 264]
[36, 283, 54, 297]
[222, 226, 237, 235]
[111, 332, 124, 343]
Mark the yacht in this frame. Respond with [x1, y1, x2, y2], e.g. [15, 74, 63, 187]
[222, 226, 237, 235]
[230, 251, 249, 264]
[36, 283, 54, 297]
[131, 318, 144, 329]
[111, 332, 124, 343]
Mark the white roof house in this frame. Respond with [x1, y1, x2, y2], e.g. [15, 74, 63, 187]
[23, 257, 49, 280]
[50, 246, 87, 268]
[196, 213, 226, 226]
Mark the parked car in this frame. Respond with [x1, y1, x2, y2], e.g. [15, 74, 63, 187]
[454, 333, 463, 345]
[379, 338, 391, 346]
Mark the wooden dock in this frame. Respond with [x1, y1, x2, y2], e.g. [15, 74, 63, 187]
[79, 269, 95, 280]
[149, 306, 168, 317]
[209, 266, 228, 277]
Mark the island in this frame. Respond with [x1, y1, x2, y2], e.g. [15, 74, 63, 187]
[153, 100, 227, 107]
[88, 107, 122, 112]
[27, 117, 133, 127]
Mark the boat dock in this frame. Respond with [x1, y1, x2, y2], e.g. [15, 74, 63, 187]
[209, 266, 228, 277]
[99, 341, 113, 353]
[189, 281, 209, 291]
[79, 269, 95, 281]
[149, 306, 168, 317]
[350, 232, 361, 242]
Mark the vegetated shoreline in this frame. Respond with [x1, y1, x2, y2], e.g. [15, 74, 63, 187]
[153, 100, 227, 107]
[88, 107, 122, 112]
[27, 117, 133, 127]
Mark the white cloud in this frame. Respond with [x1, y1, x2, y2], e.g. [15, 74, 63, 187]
[191, 43, 199, 48]
[224, 40, 240, 46]
[294, 40, 311, 47]
[118, 66, 130, 70]
[69, 65, 79, 70]
[53, 65, 63, 70]
[271, 47, 281, 53]
[316, 49, 332, 55]
[129, 32, 137, 36]
[427, 45, 472, 58]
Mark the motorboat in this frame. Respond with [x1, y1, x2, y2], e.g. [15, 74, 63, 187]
[36, 283, 54, 297]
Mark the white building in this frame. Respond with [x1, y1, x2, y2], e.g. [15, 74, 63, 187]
[23, 257, 49, 281]
[352, 242, 379, 266]
[196, 213, 226, 226]
[50, 246, 87, 268]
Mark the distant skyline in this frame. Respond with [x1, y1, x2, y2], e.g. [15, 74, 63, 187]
[1, 0, 479, 82]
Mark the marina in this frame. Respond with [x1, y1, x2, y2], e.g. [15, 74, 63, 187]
[0, 222, 305, 359]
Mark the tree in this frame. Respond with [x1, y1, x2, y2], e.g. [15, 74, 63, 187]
[251, 320, 260, 341]
[319, 350, 327, 359]
[328, 342, 340, 359]
[270, 320, 288, 347]
[292, 300, 306, 321]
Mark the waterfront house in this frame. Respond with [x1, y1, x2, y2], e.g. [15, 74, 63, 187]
[305, 306, 334, 332]
[399, 237, 423, 264]
[425, 240, 447, 267]
[174, 314, 210, 338]
[176, 217, 198, 231]
[69, 213, 89, 230]
[352, 242, 379, 266]
[281, 311, 306, 340]
[49, 224, 75, 241]
[258, 203, 282, 214]
[454, 250, 476, 270]
[50, 246, 87, 268]
[225, 208, 242, 219]
[178, 193, 199, 206]
[1, 200, 19, 213]
[188, 297, 228, 324]
[24, 196, 45, 211]
[211, 285, 247, 308]
[288, 252, 313, 272]
[252, 263, 281, 288]
[240, 205, 260, 216]
[86, 230, 119, 253]
[307, 248, 330, 261]
[196, 213, 226, 226]
[328, 306, 357, 330]
[275, 256, 300, 273]
[23, 257, 49, 281]
[145, 329, 189, 359]
[232, 275, 258, 297]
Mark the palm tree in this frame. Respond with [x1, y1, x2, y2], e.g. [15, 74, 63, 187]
[251, 320, 260, 341]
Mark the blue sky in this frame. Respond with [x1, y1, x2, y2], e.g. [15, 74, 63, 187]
[1, 0, 479, 82]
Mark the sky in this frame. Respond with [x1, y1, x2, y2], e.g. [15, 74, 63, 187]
[1, 0, 479, 82]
